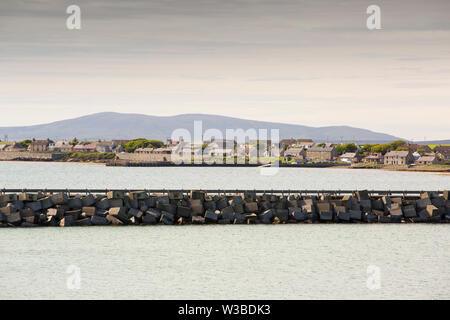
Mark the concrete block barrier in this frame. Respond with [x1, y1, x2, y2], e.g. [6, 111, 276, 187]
[0, 190, 447, 227]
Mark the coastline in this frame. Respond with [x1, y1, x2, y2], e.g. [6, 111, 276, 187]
[1, 158, 450, 173]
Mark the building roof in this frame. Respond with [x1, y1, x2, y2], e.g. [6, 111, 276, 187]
[284, 148, 305, 156]
[308, 147, 335, 152]
[364, 153, 383, 159]
[31, 139, 51, 145]
[340, 152, 357, 158]
[417, 156, 436, 162]
[385, 150, 410, 157]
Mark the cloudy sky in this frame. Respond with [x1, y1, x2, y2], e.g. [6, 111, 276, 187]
[0, 0, 449, 140]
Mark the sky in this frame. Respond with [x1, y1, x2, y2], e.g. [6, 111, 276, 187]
[0, 0, 449, 141]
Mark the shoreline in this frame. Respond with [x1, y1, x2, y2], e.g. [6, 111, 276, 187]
[1, 158, 449, 173]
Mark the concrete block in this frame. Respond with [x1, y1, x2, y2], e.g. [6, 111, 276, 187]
[82, 206, 96, 217]
[289, 207, 306, 221]
[402, 205, 417, 218]
[22, 215, 36, 224]
[365, 213, 378, 223]
[259, 209, 274, 224]
[192, 216, 206, 224]
[379, 215, 391, 223]
[68, 197, 83, 209]
[95, 198, 110, 210]
[59, 216, 74, 227]
[177, 206, 191, 218]
[95, 209, 108, 217]
[106, 215, 123, 225]
[382, 196, 391, 207]
[216, 198, 228, 210]
[50, 192, 68, 205]
[65, 209, 81, 220]
[218, 218, 231, 224]
[74, 218, 92, 226]
[81, 194, 96, 206]
[108, 206, 126, 217]
[244, 191, 256, 202]
[233, 213, 246, 224]
[245, 213, 258, 223]
[431, 197, 445, 208]
[107, 191, 124, 199]
[91, 215, 108, 226]
[372, 199, 384, 210]
[141, 215, 157, 225]
[205, 210, 219, 223]
[128, 208, 143, 219]
[244, 202, 259, 213]
[20, 208, 36, 218]
[416, 198, 431, 210]
[319, 211, 332, 221]
[18, 193, 38, 202]
[157, 203, 176, 215]
[0, 212, 6, 223]
[426, 205, 439, 217]
[12, 200, 24, 210]
[7, 211, 21, 225]
[129, 191, 147, 200]
[142, 197, 155, 208]
[190, 190, 206, 201]
[108, 199, 124, 208]
[360, 200, 372, 211]
[47, 207, 64, 218]
[25, 201, 42, 212]
[338, 211, 351, 221]
[160, 212, 174, 225]
[220, 206, 235, 221]
[231, 203, 244, 214]
[350, 210, 361, 221]
[0, 204, 17, 215]
[356, 190, 369, 201]
[274, 209, 289, 222]
[0, 194, 17, 202]
[145, 208, 162, 220]
[203, 201, 216, 211]
[168, 191, 183, 200]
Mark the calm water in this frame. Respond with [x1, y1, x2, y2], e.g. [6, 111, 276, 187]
[0, 225, 449, 300]
[0, 161, 449, 299]
[0, 161, 449, 190]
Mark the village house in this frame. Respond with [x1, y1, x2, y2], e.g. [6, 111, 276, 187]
[306, 146, 337, 162]
[29, 139, 52, 152]
[95, 141, 117, 153]
[49, 140, 73, 152]
[284, 147, 306, 162]
[384, 150, 414, 165]
[73, 143, 98, 153]
[338, 152, 360, 163]
[434, 146, 450, 161]
[280, 138, 315, 149]
[415, 155, 440, 165]
[4, 142, 27, 152]
[362, 153, 384, 164]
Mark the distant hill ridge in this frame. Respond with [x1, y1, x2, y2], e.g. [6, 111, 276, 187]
[0, 112, 402, 143]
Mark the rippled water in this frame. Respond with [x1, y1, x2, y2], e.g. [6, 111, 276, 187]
[0, 161, 449, 299]
[0, 225, 449, 300]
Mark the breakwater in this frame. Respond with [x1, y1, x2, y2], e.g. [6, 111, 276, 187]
[0, 189, 449, 227]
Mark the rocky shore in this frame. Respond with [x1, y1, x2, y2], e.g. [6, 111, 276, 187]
[0, 190, 449, 227]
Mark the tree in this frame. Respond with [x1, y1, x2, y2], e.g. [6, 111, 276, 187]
[124, 139, 164, 153]
[70, 138, 79, 146]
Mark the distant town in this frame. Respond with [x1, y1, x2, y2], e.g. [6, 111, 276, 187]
[0, 137, 449, 170]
